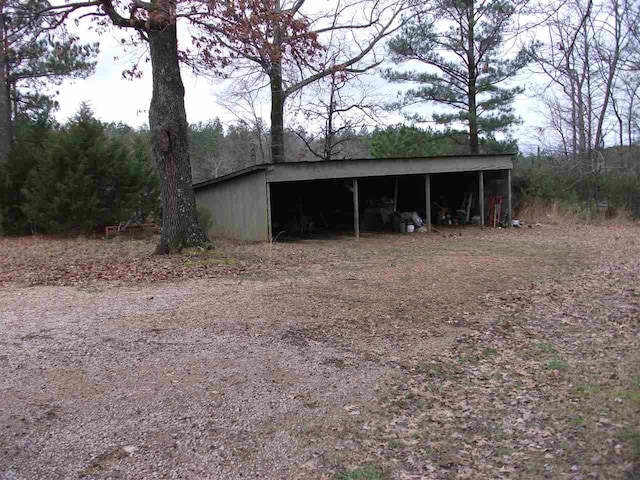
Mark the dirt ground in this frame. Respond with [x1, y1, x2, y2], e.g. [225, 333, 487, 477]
[0, 225, 639, 480]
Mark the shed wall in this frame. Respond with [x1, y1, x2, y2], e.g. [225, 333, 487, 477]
[195, 170, 269, 242]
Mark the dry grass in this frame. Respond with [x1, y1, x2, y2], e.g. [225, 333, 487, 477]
[1, 224, 639, 479]
[517, 199, 636, 225]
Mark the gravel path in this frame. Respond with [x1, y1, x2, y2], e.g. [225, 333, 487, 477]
[0, 281, 391, 479]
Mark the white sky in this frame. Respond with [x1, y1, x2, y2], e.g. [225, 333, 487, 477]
[53, 16, 547, 154]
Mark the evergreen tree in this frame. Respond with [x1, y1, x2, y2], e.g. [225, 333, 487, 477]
[369, 125, 462, 157]
[0, 114, 54, 234]
[22, 104, 149, 233]
[103, 123, 160, 220]
[128, 130, 161, 224]
[189, 119, 225, 181]
[385, 0, 532, 153]
[1, 0, 98, 155]
[369, 125, 519, 158]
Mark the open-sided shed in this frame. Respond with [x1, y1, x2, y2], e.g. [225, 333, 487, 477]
[194, 154, 514, 242]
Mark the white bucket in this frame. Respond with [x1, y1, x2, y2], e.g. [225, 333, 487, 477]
[406, 224, 415, 233]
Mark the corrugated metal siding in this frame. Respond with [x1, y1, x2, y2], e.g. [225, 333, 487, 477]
[266, 155, 513, 183]
[195, 170, 269, 242]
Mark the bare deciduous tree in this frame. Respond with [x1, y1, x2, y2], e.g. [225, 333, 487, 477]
[291, 69, 380, 161]
[199, 0, 408, 163]
[533, 0, 639, 164]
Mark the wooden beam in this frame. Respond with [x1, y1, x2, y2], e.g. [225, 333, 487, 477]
[479, 171, 485, 228]
[507, 169, 512, 227]
[353, 178, 360, 239]
[393, 176, 399, 211]
[425, 173, 431, 232]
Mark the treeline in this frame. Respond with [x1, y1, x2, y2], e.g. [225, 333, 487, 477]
[0, 105, 159, 235]
[513, 147, 640, 218]
[2, 112, 522, 235]
[190, 123, 517, 183]
[2, 101, 638, 237]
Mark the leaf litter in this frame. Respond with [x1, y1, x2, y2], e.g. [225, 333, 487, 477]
[0, 224, 638, 479]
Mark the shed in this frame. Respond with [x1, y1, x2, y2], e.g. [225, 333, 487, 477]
[193, 154, 514, 242]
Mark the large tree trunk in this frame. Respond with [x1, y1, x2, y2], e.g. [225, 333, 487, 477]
[148, 22, 208, 254]
[467, 86, 480, 154]
[0, 5, 11, 164]
[270, 67, 285, 163]
[270, 6, 285, 164]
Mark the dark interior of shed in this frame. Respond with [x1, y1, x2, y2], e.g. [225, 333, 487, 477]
[270, 179, 356, 238]
[269, 171, 508, 238]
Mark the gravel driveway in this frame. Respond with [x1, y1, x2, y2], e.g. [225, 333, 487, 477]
[0, 280, 394, 479]
[1, 225, 638, 479]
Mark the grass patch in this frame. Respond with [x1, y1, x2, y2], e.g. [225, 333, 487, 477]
[548, 358, 568, 371]
[482, 347, 498, 357]
[495, 446, 514, 456]
[620, 428, 640, 460]
[569, 416, 586, 427]
[338, 465, 385, 480]
[415, 362, 459, 380]
[183, 250, 238, 267]
[572, 383, 602, 396]
[536, 342, 557, 354]
[387, 439, 403, 449]
[458, 354, 481, 365]
[618, 389, 640, 403]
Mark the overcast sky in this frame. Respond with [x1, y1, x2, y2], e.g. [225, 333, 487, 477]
[54, 19, 545, 154]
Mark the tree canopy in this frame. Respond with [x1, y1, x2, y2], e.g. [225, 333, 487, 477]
[386, 0, 532, 153]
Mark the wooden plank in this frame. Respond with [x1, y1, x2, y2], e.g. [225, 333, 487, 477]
[425, 173, 431, 232]
[353, 178, 360, 239]
[465, 192, 473, 223]
[507, 169, 512, 227]
[479, 171, 485, 228]
[393, 176, 399, 211]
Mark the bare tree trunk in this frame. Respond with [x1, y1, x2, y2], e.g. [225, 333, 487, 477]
[0, 3, 11, 164]
[148, 22, 208, 253]
[568, 56, 578, 159]
[270, 1, 285, 164]
[324, 73, 336, 161]
[627, 89, 635, 149]
[270, 65, 285, 163]
[611, 95, 624, 146]
[594, 0, 621, 151]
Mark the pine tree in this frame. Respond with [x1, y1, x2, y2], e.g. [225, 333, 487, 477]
[385, 0, 531, 153]
[1, 0, 98, 156]
[22, 104, 148, 233]
[127, 130, 161, 224]
[0, 115, 53, 234]
[369, 125, 461, 158]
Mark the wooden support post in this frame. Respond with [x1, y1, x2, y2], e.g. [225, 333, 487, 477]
[393, 176, 399, 211]
[479, 171, 485, 228]
[353, 178, 360, 239]
[298, 190, 304, 236]
[266, 182, 272, 240]
[425, 173, 431, 232]
[507, 169, 512, 227]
